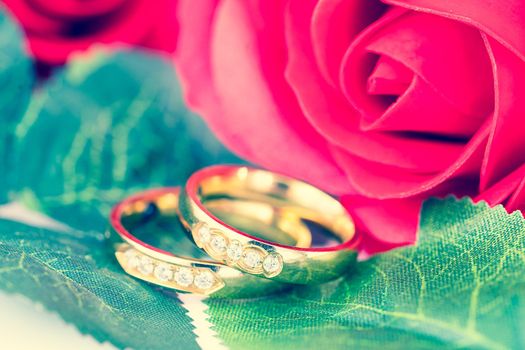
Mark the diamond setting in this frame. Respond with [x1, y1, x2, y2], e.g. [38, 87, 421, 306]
[194, 271, 214, 290]
[125, 249, 141, 269]
[137, 256, 154, 275]
[243, 249, 262, 269]
[174, 268, 194, 287]
[226, 240, 243, 261]
[197, 223, 211, 243]
[117, 247, 224, 294]
[191, 222, 286, 278]
[210, 234, 227, 254]
[153, 263, 173, 282]
[263, 253, 283, 275]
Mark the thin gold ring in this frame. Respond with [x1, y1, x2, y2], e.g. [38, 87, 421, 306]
[178, 165, 360, 284]
[107, 187, 311, 297]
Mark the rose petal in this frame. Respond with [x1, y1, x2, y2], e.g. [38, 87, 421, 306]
[27, 0, 126, 19]
[175, 0, 352, 194]
[6, 0, 175, 64]
[341, 194, 422, 255]
[367, 55, 412, 96]
[480, 36, 525, 190]
[362, 74, 483, 137]
[476, 163, 525, 208]
[3, 0, 61, 34]
[384, 0, 525, 61]
[173, 0, 220, 113]
[338, 130, 466, 174]
[506, 176, 525, 212]
[365, 11, 493, 119]
[341, 10, 492, 136]
[331, 119, 490, 198]
[346, 177, 478, 256]
[285, 2, 461, 174]
[311, 0, 386, 87]
[142, 0, 179, 52]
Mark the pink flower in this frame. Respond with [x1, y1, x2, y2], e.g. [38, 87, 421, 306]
[174, 0, 525, 255]
[4, 0, 179, 64]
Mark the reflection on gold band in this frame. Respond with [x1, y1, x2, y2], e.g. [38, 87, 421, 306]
[179, 165, 360, 285]
[108, 187, 311, 297]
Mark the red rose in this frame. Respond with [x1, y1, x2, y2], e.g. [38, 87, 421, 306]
[174, 0, 525, 255]
[3, 0, 178, 64]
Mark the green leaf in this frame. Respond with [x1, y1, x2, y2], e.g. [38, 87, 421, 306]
[0, 45, 242, 349]
[9, 48, 241, 231]
[0, 216, 200, 350]
[205, 197, 525, 350]
[0, 7, 33, 202]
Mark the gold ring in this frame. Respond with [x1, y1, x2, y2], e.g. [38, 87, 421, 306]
[179, 165, 360, 284]
[107, 187, 311, 297]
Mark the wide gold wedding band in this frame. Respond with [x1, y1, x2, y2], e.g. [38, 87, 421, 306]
[178, 165, 360, 285]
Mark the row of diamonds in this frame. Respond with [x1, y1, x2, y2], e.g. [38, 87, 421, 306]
[123, 248, 217, 290]
[195, 223, 283, 277]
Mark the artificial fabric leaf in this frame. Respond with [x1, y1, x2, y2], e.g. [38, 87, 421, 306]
[0, 215, 200, 350]
[0, 7, 33, 202]
[8, 47, 241, 231]
[205, 197, 525, 350]
[0, 32, 240, 349]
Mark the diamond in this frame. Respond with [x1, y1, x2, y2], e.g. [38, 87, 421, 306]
[153, 263, 173, 282]
[194, 271, 214, 290]
[125, 249, 141, 269]
[197, 223, 211, 243]
[210, 234, 227, 254]
[174, 268, 194, 287]
[226, 240, 242, 261]
[243, 249, 262, 269]
[137, 256, 154, 275]
[125, 248, 137, 258]
[263, 253, 282, 275]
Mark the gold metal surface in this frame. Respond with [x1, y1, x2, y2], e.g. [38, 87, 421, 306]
[108, 188, 311, 297]
[179, 166, 360, 285]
